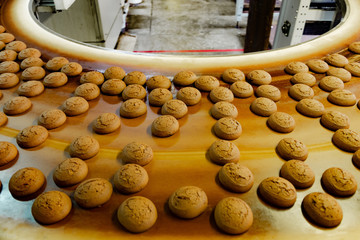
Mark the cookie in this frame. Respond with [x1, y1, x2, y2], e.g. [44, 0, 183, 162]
[0, 73, 19, 88]
[306, 59, 329, 73]
[148, 88, 173, 106]
[327, 89, 356, 106]
[296, 98, 325, 118]
[345, 62, 360, 77]
[146, 75, 171, 90]
[0, 25, 5, 33]
[21, 66, 46, 81]
[288, 83, 314, 101]
[117, 196, 157, 233]
[208, 140, 240, 165]
[5, 40, 26, 52]
[194, 75, 220, 91]
[326, 67, 352, 82]
[151, 115, 179, 137]
[319, 76, 344, 92]
[258, 176, 297, 208]
[38, 109, 66, 129]
[113, 164, 148, 194]
[280, 160, 315, 189]
[61, 96, 89, 116]
[230, 81, 254, 98]
[0, 49, 17, 61]
[61, 62, 82, 76]
[276, 138, 308, 161]
[69, 135, 100, 160]
[0, 141, 18, 166]
[0, 33, 15, 43]
[321, 167, 357, 197]
[123, 71, 146, 85]
[101, 79, 126, 95]
[20, 57, 44, 69]
[43, 72, 68, 88]
[255, 84, 281, 102]
[0, 61, 20, 73]
[121, 84, 147, 100]
[267, 112, 295, 133]
[218, 163, 253, 193]
[45, 56, 69, 71]
[209, 86, 234, 103]
[92, 113, 121, 134]
[80, 71, 104, 85]
[222, 68, 245, 83]
[17, 80, 44, 97]
[74, 178, 113, 208]
[290, 72, 316, 86]
[349, 41, 360, 53]
[17, 125, 48, 148]
[285, 61, 309, 75]
[250, 97, 277, 117]
[9, 167, 45, 197]
[120, 98, 147, 118]
[3, 96, 32, 115]
[168, 186, 208, 219]
[176, 87, 201, 105]
[18, 48, 41, 60]
[161, 99, 188, 119]
[104, 66, 125, 80]
[0, 112, 7, 127]
[0, 41, 4, 50]
[213, 117, 242, 140]
[53, 158, 88, 187]
[31, 191, 72, 225]
[172, 71, 197, 86]
[214, 197, 253, 234]
[324, 53, 349, 67]
[332, 128, 360, 152]
[247, 70, 272, 85]
[121, 142, 153, 166]
[74, 83, 100, 101]
[353, 149, 360, 169]
[302, 192, 342, 228]
[210, 101, 238, 119]
[320, 111, 350, 131]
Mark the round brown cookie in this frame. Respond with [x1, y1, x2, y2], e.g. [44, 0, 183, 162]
[0, 73, 19, 88]
[17, 80, 44, 97]
[208, 140, 240, 165]
[214, 197, 253, 235]
[53, 158, 88, 187]
[0, 141, 17, 166]
[290, 72, 316, 86]
[45, 56, 69, 71]
[104, 66, 125, 80]
[101, 79, 126, 95]
[168, 186, 208, 219]
[222, 68, 245, 83]
[284, 61, 309, 75]
[258, 176, 297, 208]
[276, 138, 308, 161]
[176, 87, 201, 105]
[325, 53, 349, 67]
[0, 33, 14, 43]
[74, 178, 113, 208]
[21, 66, 46, 81]
[173, 70, 197, 86]
[267, 112, 295, 133]
[230, 81, 254, 98]
[31, 190, 72, 225]
[288, 83, 314, 101]
[345, 62, 360, 77]
[146, 75, 171, 91]
[319, 76, 344, 92]
[3, 96, 32, 115]
[18, 48, 41, 60]
[0, 112, 7, 127]
[250, 97, 277, 117]
[74, 83, 100, 101]
[61, 96, 89, 116]
[321, 111, 350, 131]
[352, 149, 360, 168]
[332, 128, 360, 152]
[213, 117, 242, 140]
[17, 125, 48, 148]
[327, 89, 356, 106]
[148, 88, 173, 106]
[121, 84, 147, 100]
[348, 41, 360, 53]
[0, 61, 20, 73]
[80, 71, 104, 85]
[296, 98, 325, 118]
[121, 142, 153, 166]
[247, 69, 272, 85]
[151, 115, 179, 137]
[194, 75, 220, 91]
[209, 86, 234, 103]
[0, 49, 17, 61]
[218, 163, 253, 193]
[302, 192, 343, 228]
[280, 160, 315, 189]
[326, 67, 352, 83]
[69, 135, 100, 160]
[306, 59, 329, 73]
[117, 196, 157, 233]
[20, 57, 44, 69]
[161, 99, 188, 119]
[255, 84, 281, 102]
[61, 62, 82, 76]
[92, 113, 121, 134]
[120, 98, 147, 118]
[43, 72, 68, 88]
[9, 167, 45, 197]
[113, 164, 148, 194]
[123, 71, 146, 85]
[5, 40, 26, 52]
[210, 101, 238, 119]
[321, 167, 357, 197]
